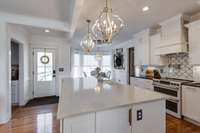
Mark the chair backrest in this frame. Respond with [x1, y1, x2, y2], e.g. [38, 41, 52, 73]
[106, 71, 111, 79]
[83, 72, 87, 78]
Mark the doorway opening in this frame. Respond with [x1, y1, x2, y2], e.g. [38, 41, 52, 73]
[11, 40, 20, 109]
[128, 47, 135, 84]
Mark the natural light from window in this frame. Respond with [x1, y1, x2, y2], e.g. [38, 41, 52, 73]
[72, 51, 112, 78]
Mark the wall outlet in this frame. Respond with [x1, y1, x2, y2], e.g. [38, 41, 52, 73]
[137, 109, 143, 121]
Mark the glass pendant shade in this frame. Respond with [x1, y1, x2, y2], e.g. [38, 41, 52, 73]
[81, 20, 96, 53]
[92, 0, 125, 43]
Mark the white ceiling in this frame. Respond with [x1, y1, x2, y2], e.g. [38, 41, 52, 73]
[24, 25, 68, 38]
[0, 0, 200, 46]
[0, 0, 72, 21]
[73, 0, 200, 45]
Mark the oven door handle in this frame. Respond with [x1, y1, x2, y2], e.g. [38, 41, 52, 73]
[168, 98, 179, 103]
[153, 84, 179, 91]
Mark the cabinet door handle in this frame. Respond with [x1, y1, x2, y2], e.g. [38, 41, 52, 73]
[129, 109, 132, 127]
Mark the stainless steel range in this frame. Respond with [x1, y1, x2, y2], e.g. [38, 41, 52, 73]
[153, 78, 191, 118]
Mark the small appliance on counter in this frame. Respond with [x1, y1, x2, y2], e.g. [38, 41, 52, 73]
[145, 68, 161, 79]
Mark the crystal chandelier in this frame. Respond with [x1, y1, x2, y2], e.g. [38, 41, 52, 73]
[80, 20, 96, 52]
[92, 0, 125, 43]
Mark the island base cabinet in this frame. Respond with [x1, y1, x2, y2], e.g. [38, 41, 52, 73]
[96, 107, 132, 133]
[60, 100, 166, 133]
[61, 113, 95, 133]
[132, 100, 166, 133]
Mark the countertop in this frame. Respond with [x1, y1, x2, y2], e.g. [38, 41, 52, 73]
[130, 76, 153, 80]
[182, 82, 200, 88]
[57, 78, 166, 119]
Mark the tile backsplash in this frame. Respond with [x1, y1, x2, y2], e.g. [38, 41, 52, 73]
[161, 53, 193, 80]
[138, 53, 194, 80]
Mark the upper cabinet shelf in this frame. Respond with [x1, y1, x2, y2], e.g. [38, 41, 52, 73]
[155, 14, 189, 55]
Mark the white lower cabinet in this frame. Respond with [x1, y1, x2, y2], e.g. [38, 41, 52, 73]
[11, 80, 19, 104]
[182, 85, 200, 123]
[130, 77, 153, 91]
[61, 100, 166, 133]
[96, 107, 131, 133]
[132, 100, 166, 133]
[62, 113, 95, 133]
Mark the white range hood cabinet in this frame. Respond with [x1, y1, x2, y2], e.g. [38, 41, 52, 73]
[155, 14, 189, 55]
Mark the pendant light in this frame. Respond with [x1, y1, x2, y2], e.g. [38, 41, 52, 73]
[80, 20, 96, 53]
[92, 0, 125, 43]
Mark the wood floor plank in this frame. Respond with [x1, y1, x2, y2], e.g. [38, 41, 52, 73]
[0, 104, 200, 133]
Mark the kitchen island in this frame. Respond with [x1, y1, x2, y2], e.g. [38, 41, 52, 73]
[57, 78, 166, 133]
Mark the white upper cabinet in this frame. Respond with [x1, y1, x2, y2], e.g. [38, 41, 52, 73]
[134, 29, 167, 66]
[156, 14, 188, 55]
[150, 33, 167, 65]
[134, 29, 150, 66]
[186, 20, 200, 65]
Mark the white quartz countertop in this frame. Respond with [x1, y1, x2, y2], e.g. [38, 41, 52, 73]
[57, 78, 166, 119]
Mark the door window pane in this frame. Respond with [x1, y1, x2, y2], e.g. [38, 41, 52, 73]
[37, 52, 53, 81]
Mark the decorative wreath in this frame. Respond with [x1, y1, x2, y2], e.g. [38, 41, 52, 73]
[40, 55, 49, 64]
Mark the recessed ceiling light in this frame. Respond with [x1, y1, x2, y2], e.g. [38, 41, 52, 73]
[45, 29, 50, 33]
[143, 6, 149, 12]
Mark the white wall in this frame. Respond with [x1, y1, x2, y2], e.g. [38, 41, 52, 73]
[0, 20, 31, 124]
[0, 20, 10, 124]
[112, 40, 135, 85]
[30, 35, 71, 96]
[8, 25, 31, 106]
[0, 12, 70, 124]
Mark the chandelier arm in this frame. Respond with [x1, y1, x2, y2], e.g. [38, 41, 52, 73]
[88, 22, 90, 34]
[91, 0, 125, 44]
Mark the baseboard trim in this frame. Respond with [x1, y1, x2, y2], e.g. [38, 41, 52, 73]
[0, 115, 10, 125]
[183, 116, 200, 126]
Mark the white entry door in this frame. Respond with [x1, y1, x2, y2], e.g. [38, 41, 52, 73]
[33, 48, 56, 98]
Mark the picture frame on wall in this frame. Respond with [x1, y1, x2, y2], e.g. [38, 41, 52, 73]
[114, 48, 124, 69]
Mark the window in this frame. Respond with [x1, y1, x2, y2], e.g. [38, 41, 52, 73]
[37, 52, 53, 81]
[71, 50, 112, 78]
[83, 55, 98, 77]
[72, 53, 81, 78]
[102, 55, 112, 71]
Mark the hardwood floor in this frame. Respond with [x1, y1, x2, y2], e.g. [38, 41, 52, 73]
[0, 104, 200, 133]
[167, 115, 200, 133]
[0, 104, 59, 133]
